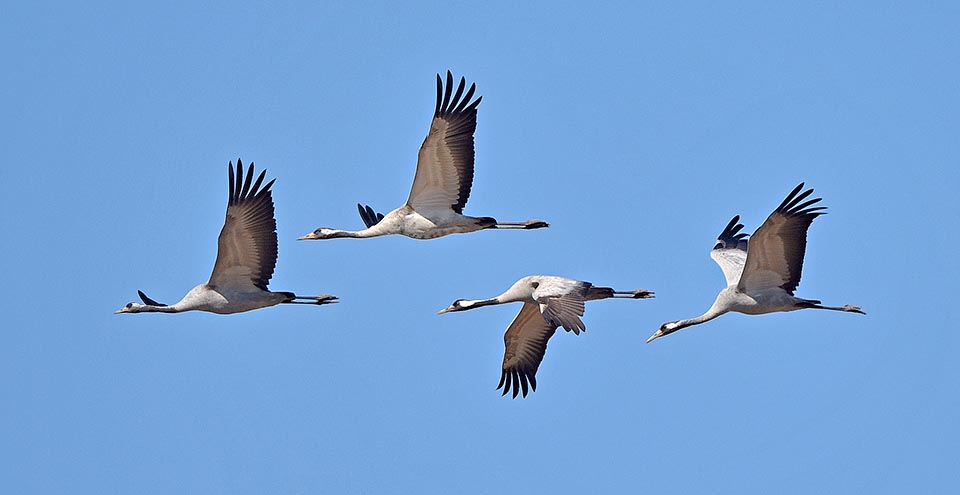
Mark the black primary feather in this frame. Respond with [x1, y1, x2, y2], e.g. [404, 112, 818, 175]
[357, 203, 385, 228]
[138, 290, 167, 306]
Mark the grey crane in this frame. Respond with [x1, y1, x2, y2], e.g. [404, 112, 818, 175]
[439, 275, 654, 397]
[116, 160, 337, 315]
[647, 183, 864, 343]
[299, 71, 547, 241]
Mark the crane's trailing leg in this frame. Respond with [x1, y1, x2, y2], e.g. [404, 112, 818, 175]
[282, 294, 339, 305]
[800, 301, 865, 314]
[612, 289, 655, 299]
[493, 220, 549, 229]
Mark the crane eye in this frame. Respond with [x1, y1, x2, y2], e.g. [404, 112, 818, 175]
[531, 282, 539, 289]
[125, 303, 133, 308]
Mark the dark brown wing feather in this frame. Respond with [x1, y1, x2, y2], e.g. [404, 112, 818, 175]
[498, 302, 558, 399]
[739, 183, 827, 294]
[208, 160, 278, 291]
[407, 71, 482, 214]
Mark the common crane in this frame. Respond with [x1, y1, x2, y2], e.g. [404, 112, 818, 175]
[439, 275, 653, 397]
[116, 160, 337, 315]
[647, 183, 864, 343]
[299, 71, 548, 241]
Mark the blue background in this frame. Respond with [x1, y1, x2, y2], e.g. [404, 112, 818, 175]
[3, 1, 958, 493]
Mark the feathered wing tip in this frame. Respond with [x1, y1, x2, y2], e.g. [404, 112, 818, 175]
[497, 368, 536, 399]
[435, 70, 482, 119]
[776, 183, 828, 218]
[138, 290, 166, 306]
[356, 203, 385, 228]
[228, 159, 275, 205]
[214, 159, 278, 292]
[717, 215, 748, 243]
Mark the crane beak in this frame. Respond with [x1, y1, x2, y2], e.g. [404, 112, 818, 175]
[645, 329, 664, 344]
[298, 232, 319, 240]
[437, 306, 455, 315]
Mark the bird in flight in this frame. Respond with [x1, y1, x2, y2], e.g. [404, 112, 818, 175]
[439, 275, 654, 397]
[299, 71, 548, 241]
[647, 183, 864, 343]
[116, 160, 337, 315]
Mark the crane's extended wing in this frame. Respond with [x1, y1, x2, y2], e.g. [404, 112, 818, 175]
[738, 183, 826, 294]
[406, 71, 482, 215]
[499, 302, 558, 399]
[710, 215, 749, 287]
[534, 279, 590, 335]
[208, 160, 278, 291]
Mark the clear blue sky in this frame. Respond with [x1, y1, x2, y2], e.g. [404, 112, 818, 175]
[3, 1, 958, 493]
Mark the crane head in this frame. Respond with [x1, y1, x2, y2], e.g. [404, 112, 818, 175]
[646, 321, 681, 343]
[115, 302, 144, 314]
[438, 299, 469, 314]
[298, 228, 338, 240]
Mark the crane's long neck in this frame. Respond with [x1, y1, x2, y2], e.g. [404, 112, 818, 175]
[136, 304, 181, 313]
[457, 298, 503, 310]
[651, 305, 728, 342]
[673, 307, 727, 331]
[327, 228, 384, 239]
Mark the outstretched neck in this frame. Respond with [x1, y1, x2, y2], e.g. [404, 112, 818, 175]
[329, 228, 383, 239]
[674, 308, 726, 330]
[657, 305, 728, 340]
[137, 304, 181, 313]
[458, 298, 502, 310]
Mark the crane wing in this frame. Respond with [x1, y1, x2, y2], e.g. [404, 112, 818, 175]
[137, 290, 167, 306]
[738, 183, 826, 295]
[357, 203, 385, 228]
[208, 160, 278, 291]
[406, 71, 482, 215]
[498, 302, 558, 399]
[710, 215, 749, 287]
[534, 279, 590, 335]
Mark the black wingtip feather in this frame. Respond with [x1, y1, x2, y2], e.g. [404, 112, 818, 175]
[453, 83, 477, 113]
[777, 183, 826, 218]
[249, 169, 267, 197]
[234, 160, 244, 203]
[356, 203, 384, 228]
[434, 73, 442, 116]
[227, 162, 235, 204]
[434, 71, 482, 117]
[137, 290, 166, 306]
[717, 215, 748, 243]
[441, 71, 454, 114]
[776, 183, 806, 212]
[238, 163, 253, 199]
[450, 76, 466, 111]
